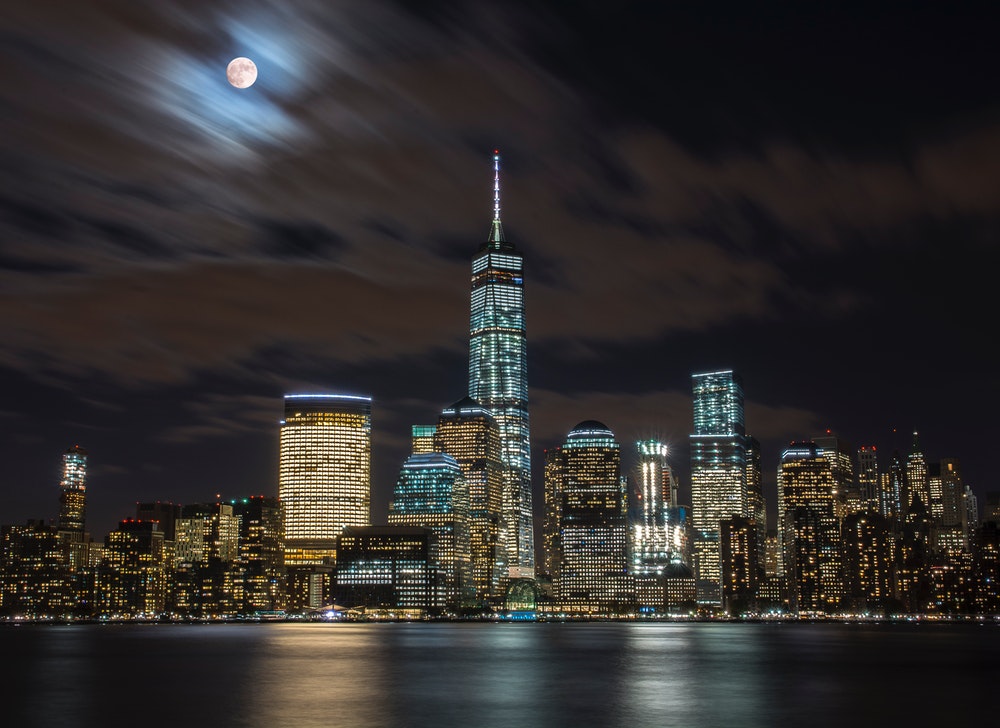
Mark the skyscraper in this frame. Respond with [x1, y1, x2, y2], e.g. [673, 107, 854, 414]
[906, 431, 929, 509]
[690, 370, 748, 607]
[58, 445, 88, 535]
[720, 515, 760, 615]
[411, 425, 437, 454]
[231, 496, 285, 613]
[814, 433, 856, 519]
[779, 441, 843, 615]
[545, 421, 630, 609]
[857, 446, 880, 513]
[279, 393, 372, 565]
[433, 397, 505, 599]
[841, 510, 894, 614]
[467, 151, 533, 577]
[883, 450, 906, 520]
[388, 452, 471, 607]
[631, 440, 673, 577]
[745, 435, 767, 570]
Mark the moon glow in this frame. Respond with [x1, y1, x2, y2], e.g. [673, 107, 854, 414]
[226, 57, 258, 89]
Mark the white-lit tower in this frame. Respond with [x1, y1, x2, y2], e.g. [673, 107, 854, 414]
[468, 151, 533, 577]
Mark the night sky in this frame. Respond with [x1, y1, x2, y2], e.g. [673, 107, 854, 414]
[2, 1, 997, 544]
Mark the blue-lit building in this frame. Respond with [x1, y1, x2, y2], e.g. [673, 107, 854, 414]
[388, 452, 471, 608]
[545, 421, 631, 610]
[468, 151, 533, 578]
[690, 370, 748, 607]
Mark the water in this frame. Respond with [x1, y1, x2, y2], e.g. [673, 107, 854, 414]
[1, 621, 996, 727]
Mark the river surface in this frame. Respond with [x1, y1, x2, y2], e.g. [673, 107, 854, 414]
[1, 621, 996, 727]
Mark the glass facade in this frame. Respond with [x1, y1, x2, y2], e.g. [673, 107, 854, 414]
[334, 526, 437, 611]
[631, 440, 673, 577]
[279, 394, 371, 565]
[388, 452, 471, 607]
[468, 152, 533, 576]
[690, 370, 748, 606]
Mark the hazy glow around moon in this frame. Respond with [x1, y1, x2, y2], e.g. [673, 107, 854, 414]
[226, 57, 258, 88]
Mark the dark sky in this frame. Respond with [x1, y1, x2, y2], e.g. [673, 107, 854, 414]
[2, 1, 997, 542]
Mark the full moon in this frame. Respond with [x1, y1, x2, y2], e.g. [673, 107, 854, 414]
[226, 57, 258, 89]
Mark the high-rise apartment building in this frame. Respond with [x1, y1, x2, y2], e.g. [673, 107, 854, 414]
[857, 446, 880, 513]
[97, 520, 166, 619]
[906, 431, 929, 510]
[745, 435, 767, 569]
[841, 510, 894, 614]
[814, 433, 856, 519]
[0, 520, 75, 618]
[279, 393, 372, 565]
[433, 397, 505, 599]
[927, 463, 944, 523]
[940, 459, 965, 528]
[135, 502, 181, 541]
[388, 452, 471, 607]
[467, 152, 533, 577]
[882, 450, 906, 520]
[58, 445, 88, 535]
[720, 515, 760, 615]
[690, 370, 748, 607]
[176, 502, 240, 564]
[545, 421, 630, 609]
[231, 496, 285, 613]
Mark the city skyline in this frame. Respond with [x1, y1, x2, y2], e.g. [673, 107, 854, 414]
[2, 2, 997, 542]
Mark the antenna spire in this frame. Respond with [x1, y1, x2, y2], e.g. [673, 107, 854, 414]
[494, 149, 501, 222]
[488, 149, 505, 246]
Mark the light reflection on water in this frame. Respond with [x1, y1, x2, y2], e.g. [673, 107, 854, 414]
[2, 621, 998, 728]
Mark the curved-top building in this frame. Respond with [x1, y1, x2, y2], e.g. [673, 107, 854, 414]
[388, 451, 471, 607]
[279, 393, 371, 565]
[544, 421, 630, 609]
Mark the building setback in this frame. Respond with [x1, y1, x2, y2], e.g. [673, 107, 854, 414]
[467, 152, 533, 577]
[690, 370, 748, 607]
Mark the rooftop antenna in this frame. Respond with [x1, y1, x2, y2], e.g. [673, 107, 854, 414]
[489, 149, 505, 245]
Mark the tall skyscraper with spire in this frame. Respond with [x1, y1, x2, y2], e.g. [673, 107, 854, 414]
[468, 151, 534, 577]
